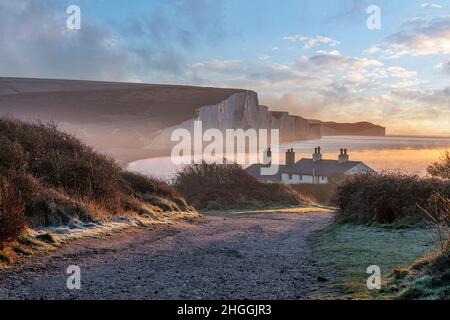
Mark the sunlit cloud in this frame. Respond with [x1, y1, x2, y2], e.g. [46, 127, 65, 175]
[366, 15, 450, 59]
[420, 2, 443, 9]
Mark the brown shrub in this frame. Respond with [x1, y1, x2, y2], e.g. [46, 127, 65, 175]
[0, 135, 29, 172]
[0, 177, 27, 242]
[0, 118, 124, 210]
[419, 193, 450, 252]
[0, 117, 193, 232]
[174, 162, 307, 210]
[427, 151, 450, 180]
[121, 172, 192, 212]
[333, 171, 450, 225]
[122, 171, 178, 199]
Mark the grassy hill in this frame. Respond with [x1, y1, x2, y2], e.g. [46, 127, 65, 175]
[0, 117, 195, 243]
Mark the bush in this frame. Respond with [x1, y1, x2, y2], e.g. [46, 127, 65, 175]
[419, 193, 449, 252]
[428, 151, 450, 180]
[333, 171, 450, 225]
[0, 177, 27, 242]
[0, 136, 29, 172]
[122, 171, 192, 212]
[0, 117, 193, 233]
[122, 171, 178, 200]
[174, 162, 307, 210]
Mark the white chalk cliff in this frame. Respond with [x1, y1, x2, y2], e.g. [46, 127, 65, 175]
[148, 90, 321, 150]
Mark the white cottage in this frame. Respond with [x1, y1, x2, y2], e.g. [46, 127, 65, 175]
[246, 147, 375, 185]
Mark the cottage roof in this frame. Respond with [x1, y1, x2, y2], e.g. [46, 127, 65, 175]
[245, 164, 286, 181]
[283, 159, 362, 176]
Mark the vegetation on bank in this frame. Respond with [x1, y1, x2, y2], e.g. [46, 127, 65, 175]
[333, 172, 450, 225]
[0, 118, 194, 245]
[311, 224, 438, 299]
[174, 162, 309, 210]
[384, 249, 449, 300]
[291, 183, 338, 205]
[322, 151, 450, 299]
[333, 151, 450, 225]
[384, 193, 449, 300]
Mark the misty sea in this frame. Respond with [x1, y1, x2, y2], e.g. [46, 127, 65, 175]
[127, 135, 450, 179]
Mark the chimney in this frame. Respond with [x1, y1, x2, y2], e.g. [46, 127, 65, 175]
[263, 148, 272, 165]
[338, 148, 349, 163]
[286, 148, 295, 166]
[312, 146, 322, 162]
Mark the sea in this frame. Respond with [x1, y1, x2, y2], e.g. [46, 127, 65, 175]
[127, 135, 450, 179]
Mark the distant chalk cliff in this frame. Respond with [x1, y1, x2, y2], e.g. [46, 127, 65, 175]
[150, 90, 385, 150]
[150, 91, 322, 148]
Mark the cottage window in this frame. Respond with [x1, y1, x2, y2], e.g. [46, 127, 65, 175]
[288, 173, 293, 179]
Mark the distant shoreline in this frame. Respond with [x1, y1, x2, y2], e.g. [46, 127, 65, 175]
[385, 134, 450, 139]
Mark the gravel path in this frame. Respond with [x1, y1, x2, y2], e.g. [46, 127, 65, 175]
[0, 211, 340, 300]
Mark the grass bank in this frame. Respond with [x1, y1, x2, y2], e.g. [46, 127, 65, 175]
[0, 211, 198, 268]
[311, 223, 438, 299]
[383, 249, 449, 299]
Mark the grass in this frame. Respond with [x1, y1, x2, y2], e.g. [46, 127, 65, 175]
[383, 249, 450, 300]
[202, 205, 333, 217]
[311, 223, 438, 299]
[0, 233, 59, 268]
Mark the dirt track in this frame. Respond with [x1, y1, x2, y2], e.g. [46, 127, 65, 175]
[0, 212, 340, 300]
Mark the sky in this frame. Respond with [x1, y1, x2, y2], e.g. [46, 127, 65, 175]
[0, 0, 449, 135]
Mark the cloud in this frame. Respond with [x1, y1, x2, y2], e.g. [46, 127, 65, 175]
[437, 58, 450, 75]
[283, 35, 340, 49]
[0, 0, 229, 81]
[365, 14, 450, 59]
[421, 3, 443, 9]
[363, 46, 382, 55]
[189, 49, 424, 98]
[399, 16, 428, 29]
[0, 0, 131, 80]
[187, 49, 432, 129]
[296, 50, 384, 72]
[386, 67, 417, 78]
[326, 0, 373, 22]
[191, 60, 242, 73]
[120, 0, 227, 50]
[258, 54, 273, 61]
